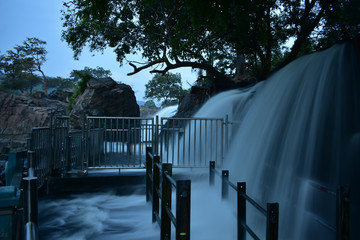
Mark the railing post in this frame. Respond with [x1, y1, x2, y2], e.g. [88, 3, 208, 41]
[222, 170, 229, 200]
[237, 182, 246, 240]
[176, 180, 191, 240]
[146, 146, 153, 202]
[266, 203, 279, 240]
[66, 135, 72, 172]
[225, 114, 229, 154]
[161, 163, 172, 240]
[209, 161, 215, 186]
[27, 150, 35, 177]
[155, 115, 159, 155]
[336, 186, 350, 240]
[152, 155, 160, 223]
[23, 176, 39, 239]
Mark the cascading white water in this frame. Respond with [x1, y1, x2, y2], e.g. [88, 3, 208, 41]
[194, 42, 360, 239]
[154, 105, 178, 119]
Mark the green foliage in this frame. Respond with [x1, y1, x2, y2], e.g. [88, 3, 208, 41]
[69, 66, 112, 84]
[67, 71, 93, 111]
[0, 37, 48, 93]
[62, 0, 360, 84]
[145, 73, 186, 107]
[47, 76, 74, 90]
[143, 100, 158, 109]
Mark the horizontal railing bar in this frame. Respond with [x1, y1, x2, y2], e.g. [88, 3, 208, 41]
[154, 162, 162, 169]
[162, 117, 224, 121]
[165, 205, 176, 227]
[309, 181, 336, 197]
[165, 172, 177, 187]
[155, 187, 162, 200]
[31, 127, 50, 130]
[310, 213, 336, 232]
[241, 221, 261, 240]
[228, 181, 237, 191]
[214, 168, 222, 177]
[87, 116, 153, 120]
[239, 190, 267, 217]
[154, 211, 161, 227]
[87, 167, 145, 170]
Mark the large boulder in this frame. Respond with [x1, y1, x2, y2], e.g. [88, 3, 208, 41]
[0, 91, 67, 153]
[174, 86, 210, 118]
[69, 77, 140, 129]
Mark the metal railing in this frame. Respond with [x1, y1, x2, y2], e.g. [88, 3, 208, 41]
[309, 182, 350, 240]
[146, 147, 191, 240]
[85, 116, 154, 169]
[160, 117, 225, 167]
[28, 127, 52, 188]
[209, 161, 279, 240]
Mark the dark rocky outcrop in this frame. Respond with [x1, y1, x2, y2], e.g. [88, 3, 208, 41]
[0, 91, 66, 153]
[69, 77, 140, 129]
[174, 86, 211, 118]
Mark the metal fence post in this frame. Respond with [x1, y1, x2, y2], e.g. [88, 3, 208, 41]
[23, 176, 39, 239]
[27, 151, 35, 177]
[209, 161, 215, 186]
[155, 115, 159, 155]
[146, 147, 153, 202]
[161, 163, 173, 240]
[237, 182, 246, 240]
[176, 180, 191, 240]
[222, 170, 229, 200]
[66, 136, 72, 172]
[225, 114, 229, 155]
[266, 203, 279, 240]
[336, 186, 350, 240]
[152, 155, 160, 223]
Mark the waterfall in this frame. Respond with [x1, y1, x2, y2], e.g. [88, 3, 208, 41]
[194, 42, 360, 239]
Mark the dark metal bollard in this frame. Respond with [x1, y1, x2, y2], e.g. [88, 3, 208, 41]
[152, 155, 160, 223]
[209, 161, 215, 186]
[222, 170, 229, 200]
[237, 182, 246, 240]
[146, 147, 153, 202]
[161, 163, 173, 240]
[336, 186, 350, 240]
[176, 180, 191, 240]
[266, 203, 279, 240]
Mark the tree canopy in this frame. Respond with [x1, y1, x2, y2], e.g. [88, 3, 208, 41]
[61, 0, 360, 89]
[145, 73, 187, 107]
[0, 37, 49, 94]
[69, 66, 112, 83]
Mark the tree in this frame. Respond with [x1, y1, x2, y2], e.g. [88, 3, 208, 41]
[61, 0, 360, 87]
[143, 100, 158, 109]
[0, 49, 41, 93]
[0, 38, 49, 94]
[21, 37, 49, 95]
[145, 73, 186, 107]
[69, 66, 112, 84]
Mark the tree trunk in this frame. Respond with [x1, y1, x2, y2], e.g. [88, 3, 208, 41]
[38, 68, 48, 96]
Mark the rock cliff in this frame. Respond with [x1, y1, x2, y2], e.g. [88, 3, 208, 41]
[69, 78, 140, 128]
[0, 91, 66, 153]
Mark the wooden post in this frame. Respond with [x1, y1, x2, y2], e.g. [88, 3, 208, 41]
[146, 147, 153, 202]
[336, 186, 350, 240]
[237, 182, 246, 240]
[176, 180, 191, 240]
[266, 203, 279, 240]
[152, 155, 160, 223]
[209, 161, 215, 186]
[161, 163, 172, 240]
[222, 170, 229, 200]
